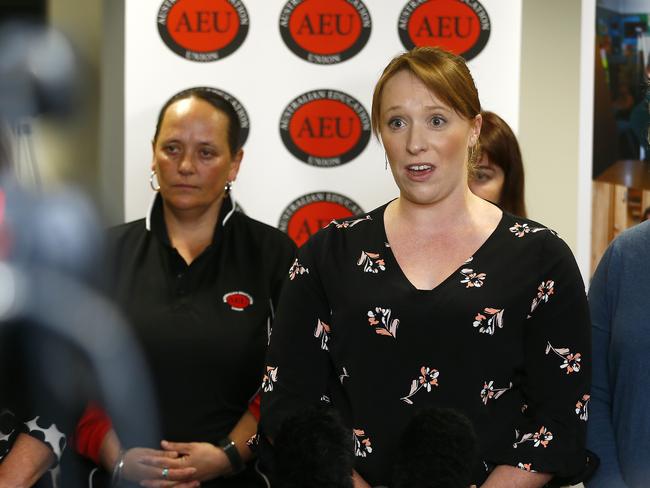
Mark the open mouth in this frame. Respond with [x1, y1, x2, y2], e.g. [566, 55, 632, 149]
[406, 164, 434, 176]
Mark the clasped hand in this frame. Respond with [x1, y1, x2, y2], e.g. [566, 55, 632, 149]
[123, 440, 231, 487]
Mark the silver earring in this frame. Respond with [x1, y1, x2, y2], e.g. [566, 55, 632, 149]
[384, 153, 389, 170]
[224, 181, 233, 195]
[149, 170, 160, 191]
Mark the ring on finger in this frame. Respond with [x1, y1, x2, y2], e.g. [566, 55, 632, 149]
[162, 467, 169, 479]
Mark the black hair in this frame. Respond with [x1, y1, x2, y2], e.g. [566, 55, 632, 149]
[392, 407, 479, 488]
[152, 87, 242, 155]
[273, 405, 354, 488]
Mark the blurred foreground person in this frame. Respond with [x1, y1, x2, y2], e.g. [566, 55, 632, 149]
[261, 47, 594, 487]
[75, 87, 295, 487]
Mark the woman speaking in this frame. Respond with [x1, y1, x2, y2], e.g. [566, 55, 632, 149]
[261, 48, 592, 487]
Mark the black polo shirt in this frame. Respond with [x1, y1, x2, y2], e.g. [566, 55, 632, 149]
[107, 194, 295, 454]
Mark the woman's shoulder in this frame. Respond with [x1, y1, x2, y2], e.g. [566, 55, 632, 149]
[609, 220, 650, 252]
[230, 211, 296, 253]
[303, 204, 385, 251]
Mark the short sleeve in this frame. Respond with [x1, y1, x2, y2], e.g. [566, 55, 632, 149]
[74, 403, 112, 464]
[491, 232, 592, 480]
[260, 237, 334, 440]
[20, 413, 67, 466]
[585, 243, 628, 488]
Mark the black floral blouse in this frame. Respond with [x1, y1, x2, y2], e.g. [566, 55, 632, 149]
[261, 203, 591, 486]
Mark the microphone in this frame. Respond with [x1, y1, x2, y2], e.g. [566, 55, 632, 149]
[273, 405, 354, 488]
[391, 407, 479, 488]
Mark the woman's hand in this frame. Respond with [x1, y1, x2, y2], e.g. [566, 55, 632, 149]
[121, 447, 197, 485]
[154, 440, 231, 482]
[352, 470, 371, 488]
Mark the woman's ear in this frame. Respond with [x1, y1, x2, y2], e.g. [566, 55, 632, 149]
[151, 140, 156, 171]
[228, 148, 244, 182]
[471, 113, 482, 146]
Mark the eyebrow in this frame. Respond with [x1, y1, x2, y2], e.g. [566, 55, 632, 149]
[384, 104, 451, 112]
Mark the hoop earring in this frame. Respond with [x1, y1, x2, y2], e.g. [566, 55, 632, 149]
[224, 181, 233, 195]
[149, 170, 160, 191]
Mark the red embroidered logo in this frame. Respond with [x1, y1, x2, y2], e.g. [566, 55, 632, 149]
[223, 291, 253, 311]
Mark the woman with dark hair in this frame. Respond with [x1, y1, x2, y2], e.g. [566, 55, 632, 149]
[74, 87, 295, 487]
[261, 48, 592, 487]
[469, 111, 527, 217]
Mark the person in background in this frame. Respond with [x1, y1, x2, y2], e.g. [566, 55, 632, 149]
[74, 87, 295, 487]
[586, 220, 650, 488]
[469, 111, 527, 217]
[261, 47, 592, 488]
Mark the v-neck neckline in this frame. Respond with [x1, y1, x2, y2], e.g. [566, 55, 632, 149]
[377, 203, 506, 293]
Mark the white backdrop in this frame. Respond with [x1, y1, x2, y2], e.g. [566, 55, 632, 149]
[124, 0, 522, 236]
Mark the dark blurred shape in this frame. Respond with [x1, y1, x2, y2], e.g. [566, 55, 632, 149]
[274, 405, 354, 488]
[0, 0, 46, 24]
[1, 181, 103, 284]
[0, 18, 159, 486]
[392, 407, 479, 488]
[0, 20, 81, 121]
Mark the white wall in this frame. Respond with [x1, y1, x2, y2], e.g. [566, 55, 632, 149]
[123, 1, 522, 225]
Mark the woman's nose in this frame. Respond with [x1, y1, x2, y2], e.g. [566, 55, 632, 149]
[178, 154, 195, 174]
[406, 124, 427, 154]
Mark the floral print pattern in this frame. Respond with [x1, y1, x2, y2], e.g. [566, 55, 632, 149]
[513, 426, 553, 448]
[517, 462, 536, 472]
[460, 268, 486, 288]
[314, 319, 330, 351]
[546, 342, 582, 374]
[339, 367, 349, 384]
[288, 258, 309, 280]
[357, 251, 386, 273]
[401, 367, 439, 404]
[509, 222, 551, 238]
[480, 380, 513, 405]
[473, 307, 504, 335]
[261, 366, 278, 392]
[530, 280, 555, 314]
[367, 307, 399, 338]
[575, 394, 590, 421]
[353, 429, 373, 457]
[328, 215, 372, 229]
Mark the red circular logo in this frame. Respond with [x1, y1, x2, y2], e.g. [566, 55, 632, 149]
[278, 192, 363, 247]
[398, 0, 491, 61]
[280, 90, 370, 167]
[157, 0, 249, 62]
[223, 291, 253, 311]
[280, 0, 371, 64]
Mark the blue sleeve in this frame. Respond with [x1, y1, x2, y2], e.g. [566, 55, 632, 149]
[586, 243, 628, 488]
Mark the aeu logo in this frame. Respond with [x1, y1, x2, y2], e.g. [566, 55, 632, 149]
[223, 291, 253, 311]
[279, 0, 372, 65]
[179, 86, 250, 146]
[157, 0, 249, 62]
[280, 89, 370, 167]
[278, 192, 363, 247]
[398, 0, 490, 61]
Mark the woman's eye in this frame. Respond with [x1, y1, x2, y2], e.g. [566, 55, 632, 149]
[163, 145, 180, 155]
[200, 149, 216, 158]
[474, 170, 491, 182]
[430, 116, 446, 127]
[388, 118, 405, 130]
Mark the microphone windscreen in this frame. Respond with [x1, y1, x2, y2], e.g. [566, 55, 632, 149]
[392, 407, 479, 488]
[273, 405, 354, 488]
